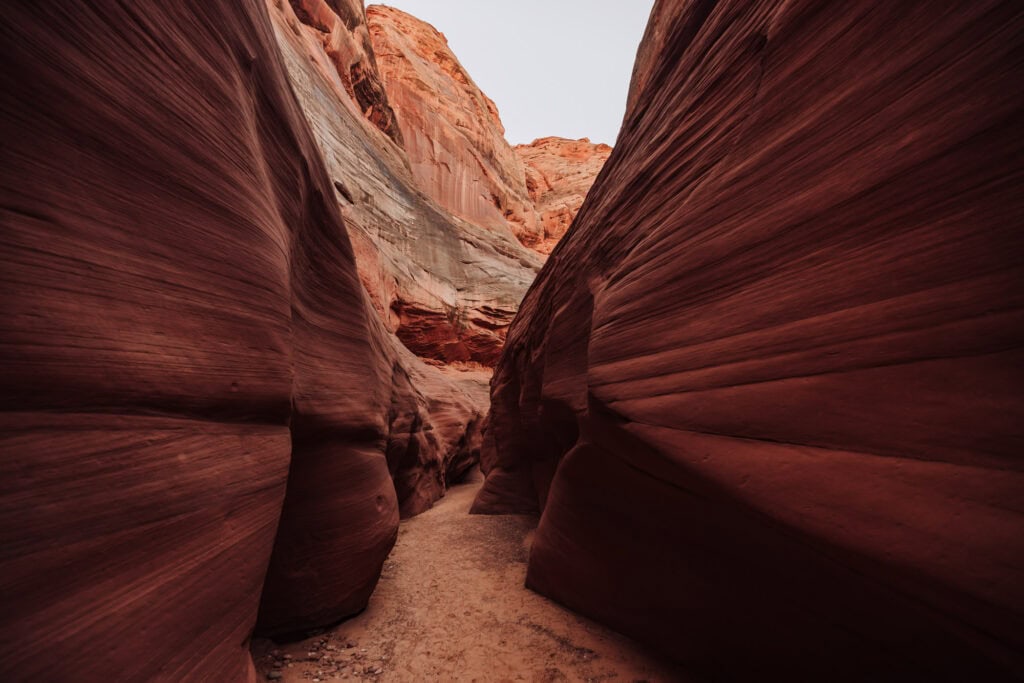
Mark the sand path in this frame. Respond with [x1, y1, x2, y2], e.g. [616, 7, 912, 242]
[252, 470, 684, 682]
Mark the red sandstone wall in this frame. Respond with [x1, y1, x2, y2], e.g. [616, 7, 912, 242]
[0, 0, 473, 676]
[476, 1, 1024, 679]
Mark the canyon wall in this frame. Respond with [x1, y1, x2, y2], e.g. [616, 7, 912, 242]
[272, 0, 543, 368]
[366, 5, 546, 251]
[0, 0, 608, 676]
[515, 137, 612, 254]
[0, 2, 326, 676]
[286, 0, 403, 144]
[1, 0, 502, 677]
[476, 1, 1024, 680]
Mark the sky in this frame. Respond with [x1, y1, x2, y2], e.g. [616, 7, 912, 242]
[377, 1, 656, 146]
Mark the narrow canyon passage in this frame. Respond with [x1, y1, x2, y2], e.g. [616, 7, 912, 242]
[252, 471, 684, 683]
[2, 1, 1022, 680]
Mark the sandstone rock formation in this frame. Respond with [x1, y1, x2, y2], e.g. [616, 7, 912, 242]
[1, 0, 488, 677]
[274, 0, 543, 368]
[515, 137, 612, 254]
[289, 0, 403, 144]
[357, 5, 611, 262]
[476, 1, 1024, 680]
[366, 5, 545, 251]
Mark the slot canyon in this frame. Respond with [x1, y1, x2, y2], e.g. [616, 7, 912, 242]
[1, 1, 1021, 682]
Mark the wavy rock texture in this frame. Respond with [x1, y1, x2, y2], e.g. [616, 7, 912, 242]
[0, 0, 481, 677]
[273, 0, 542, 367]
[0, 2, 319, 677]
[476, 1, 1024, 680]
[366, 5, 546, 251]
[515, 137, 612, 254]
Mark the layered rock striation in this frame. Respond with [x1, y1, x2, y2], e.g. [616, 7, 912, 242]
[1, 1, 366, 676]
[515, 137, 612, 254]
[0, 0, 612, 675]
[476, 1, 1024, 680]
[0, 0, 508, 677]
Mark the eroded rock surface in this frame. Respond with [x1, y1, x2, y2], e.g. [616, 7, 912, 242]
[476, 1, 1024, 680]
[274, 0, 542, 367]
[366, 5, 546, 251]
[515, 137, 612, 254]
[287, 0, 403, 144]
[1, 0, 481, 677]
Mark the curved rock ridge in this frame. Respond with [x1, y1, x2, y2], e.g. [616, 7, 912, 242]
[1, 0, 478, 677]
[476, 1, 1024, 680]
[515, 137, 613, 254]
[272, 0, 543, 367]
[366, 5, 546, 251]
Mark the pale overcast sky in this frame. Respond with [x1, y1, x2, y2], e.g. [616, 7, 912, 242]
[376, 1, 656, 146]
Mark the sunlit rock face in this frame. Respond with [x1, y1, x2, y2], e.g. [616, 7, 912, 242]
[366, 4, 547, 251]
[287, 0, 403, 144]
[476, 0, 1024, 680]
[273, 0, 542, 368]
[515, 137, 613, 254]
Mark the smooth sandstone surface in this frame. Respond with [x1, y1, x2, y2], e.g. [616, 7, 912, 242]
[515, 137, 612, 254]
[1, 2, 340, 677]
[2, 0, 488, 678]
[476, 1, 1024, 680]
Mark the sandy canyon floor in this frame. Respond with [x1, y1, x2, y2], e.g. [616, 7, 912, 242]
[251, 470, 684, 683]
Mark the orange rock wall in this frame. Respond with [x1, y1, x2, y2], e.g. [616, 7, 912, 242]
[274, 0, 543, 367]
[367, 5, 545, 250]
[290, 0, 403, 143]
[515, 137, 612, 254]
